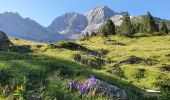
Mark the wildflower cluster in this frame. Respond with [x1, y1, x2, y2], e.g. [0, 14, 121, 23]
[67, 76, 97, 95]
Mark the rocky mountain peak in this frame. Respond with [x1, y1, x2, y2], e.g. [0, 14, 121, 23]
[83, 6, 117, 33]
[85, 5, 117, 25]
[48, 12, 88, 35]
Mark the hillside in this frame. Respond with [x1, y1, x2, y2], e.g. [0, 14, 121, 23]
[1, 33, 170, 99]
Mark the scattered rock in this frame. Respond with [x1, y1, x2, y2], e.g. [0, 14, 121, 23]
[55, 40, 101, 57]
[85, 50, 101, 57]
[146, 90, 160, 95]
[77, 56, 106, 69]
[26, 93, 43, 100]
[35, 45, 43, 48]
[165, 54, 170, 57]
[113, 56, 158, 68]
[2, 86, 10, 97]
[104, 39, 127, 46]
[156, 48, 170, 51]
[95, 79, 128, 100]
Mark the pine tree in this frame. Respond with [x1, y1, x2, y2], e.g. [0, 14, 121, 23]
[119, 13, 134, 37]
[85, 32, 89, 37]
[104, 19, 116, 35]
[100, 19, 116, 37]
[159, 21, 169, 34]
[143, 12, 158, 34]
[133, 22, 141, 33]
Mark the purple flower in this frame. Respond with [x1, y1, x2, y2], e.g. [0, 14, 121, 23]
[67, 80, 74, 87]
[87, 76, 97, 88]
[74, 81, 82, 89]
[80, 84, 89, 94]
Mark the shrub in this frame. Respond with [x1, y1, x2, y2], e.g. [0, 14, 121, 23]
[0, 68, 14, 87]
[73, 54, 81, 62]
[155, 74, 170, 100]
[79, 57, 105, 69]
[159, 64, 170, 71]
[112, 68, 125, 78]
[26, 69, 48, 91]
[159, 21, 169, 35]
[98, 49, 109, 56]
[134, 68, 146, 79]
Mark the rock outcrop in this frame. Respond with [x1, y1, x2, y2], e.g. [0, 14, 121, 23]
[113, 56, 159, 68]
[0, 31, 11, 45]
[95, 79, 128, 100]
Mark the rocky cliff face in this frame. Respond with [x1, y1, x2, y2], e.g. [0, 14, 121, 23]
[83, 6, 117, 33]
[48, 12, 88, 35]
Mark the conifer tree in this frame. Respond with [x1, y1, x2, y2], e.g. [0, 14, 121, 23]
[143, 12, 158, 34]
[85, 32, 89, 37]
[119, 13, 134, 37]
[100, 19, 116, 37]
[159, 21, 169, 34]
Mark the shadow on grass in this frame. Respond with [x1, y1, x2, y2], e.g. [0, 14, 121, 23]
[0, 51, 156, 100]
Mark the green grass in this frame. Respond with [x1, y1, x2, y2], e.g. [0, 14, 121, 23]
[1, 34, 170, 99]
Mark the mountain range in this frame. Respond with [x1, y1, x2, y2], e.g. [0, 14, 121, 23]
[0, 6, 169, 42]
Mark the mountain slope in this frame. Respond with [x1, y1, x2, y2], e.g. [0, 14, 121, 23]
[48, 12, 88, 39]
[0, 6, 170, 42]
[0, 12, 64, 42]
[83, 6, 117, 33]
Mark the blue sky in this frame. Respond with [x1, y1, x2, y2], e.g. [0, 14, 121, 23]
[0, 0, 169, 26]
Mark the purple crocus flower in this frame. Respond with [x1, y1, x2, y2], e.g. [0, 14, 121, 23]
[80, 84, 89, 94]
[67, 80, 74, 87]
[87, 76, 97, 88]
[74, 81, 83, 89]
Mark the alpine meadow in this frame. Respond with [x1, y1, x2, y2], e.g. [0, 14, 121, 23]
[0, 1, 170, 100]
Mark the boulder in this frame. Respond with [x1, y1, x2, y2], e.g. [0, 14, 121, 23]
[95, 79, 128, 100]
[26, 93, 43, 100]
[8, 45, 32, 53]
[0, 31, 11, 46]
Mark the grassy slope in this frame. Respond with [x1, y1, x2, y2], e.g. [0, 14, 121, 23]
[78, 35, 170, 86]
[1, 35, 170, 99]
